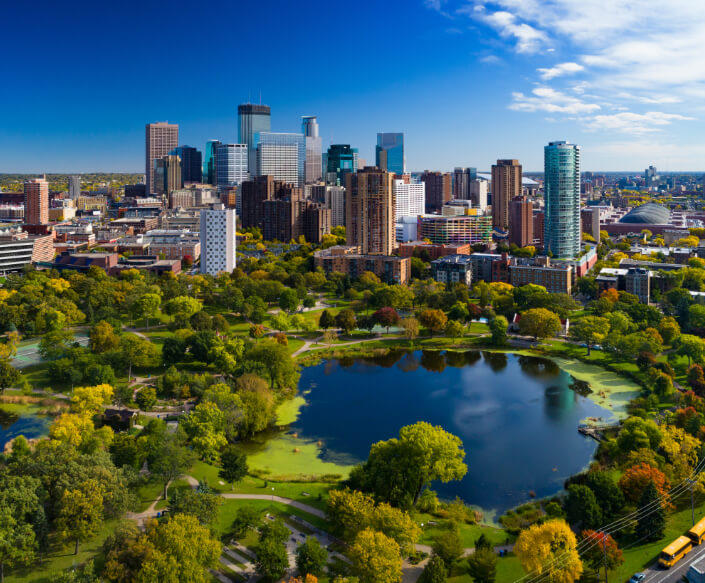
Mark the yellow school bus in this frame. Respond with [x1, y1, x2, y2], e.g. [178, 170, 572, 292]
[659, 536, 693, 568]
[688, 517, 705, 545]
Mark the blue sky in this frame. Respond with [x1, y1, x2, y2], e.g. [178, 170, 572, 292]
[3, 0, 704, 173]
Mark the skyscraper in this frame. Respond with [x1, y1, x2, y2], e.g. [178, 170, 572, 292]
[302, 116, 322, 184]
[203, 140, 221, 185]
[154, 154, 182, 195]
[215, 144, 248, 188]
[420, 171, 451, 213]
[200, 204, 237, 275]
[376, 133, 405, 174]
[452, 167, 476, 200]
[238, 103, 271, 175]
[145, 122, 178, 195]
[544, 141, 580, 258]
[255, 132, 305, 187]
[172, 146, 202, 184]
[346, 167, 395, 255]
[491, 159, 522, 232]
[24, 177, 49, 225]
[509, 196, 534, 248]
[68, 175, 81, 199]
[326, 145, 358, 186]
[393, 178, 425, 221]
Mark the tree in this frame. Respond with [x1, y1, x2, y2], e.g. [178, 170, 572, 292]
[349, 528, 402, 583]
[89, 321, 119, 354]
[519, 308, 561, 341]
[245, 341, 300, 391]
[400, 318, 419, 345]
[489, 316, 508, 346]
[231, 506, 261, 538]
[164, 296, 202, 327]
[150, 436, 196, 498]
[570, 316, 610, 355]
[319, 309, 335, 330]
[0, 359, 20, 395]
[350, 422, 467, 508]
[678, 334, 705, 366]
[116, 334, 160, 381]
[432, 529, 463, 571]
[219, 445, 248, 489]
[336, 309, 357, 335]
[618, 463, 670, 505]
[136, 386, 157, 411]
[514, 520, 582, 583]
[373, 307, 401, 334]
[0, 507, 36, 583]
[565, 485, 602, 529]
[466, 548, 497, 583]
[181, 402, 227, 462]
[137, 293, 161, 328]
[56, 479, 104, 555]
[323, 330, 337, 347]
[296, 537, 329, 577]
[658, 316, 681, 345]
[418, 309, 448, 338]
[71, 383, 114, 416]
[168, 489, 222, 526]
[134, 514, 221, 582]
[445, 320, 464, 343]
[255, 536, 289, 581]
[580, 531, 623, 573]
[249, 324, 265, 343]
[636, 481, 666, 542]
[419, 554, 446, 583]
[279, 289, 300, 314]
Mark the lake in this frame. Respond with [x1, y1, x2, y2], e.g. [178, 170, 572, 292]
[0, 407, 50, 450]
[292, 350, 613, 515]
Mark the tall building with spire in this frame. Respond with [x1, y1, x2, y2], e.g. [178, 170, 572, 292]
[302, 116, 322, 184]
[544, 141, 580, 258]
[145, 122, 178, 195]
[238, 103, 271, 175]
[491, 159, 522, 231]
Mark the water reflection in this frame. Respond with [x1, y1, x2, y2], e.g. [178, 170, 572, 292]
[294, 350, 610, 514]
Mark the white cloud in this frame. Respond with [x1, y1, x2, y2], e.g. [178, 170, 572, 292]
[438, 0, 705, 134]
[510, 87, 600, 114]
[479, 54, 501, 64]
[537, 62, 584, 80]
[472, 7, 548, 53]
[587, 111, 694, 134]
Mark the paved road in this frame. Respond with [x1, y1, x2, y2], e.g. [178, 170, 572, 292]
[637, 541, 705, 583]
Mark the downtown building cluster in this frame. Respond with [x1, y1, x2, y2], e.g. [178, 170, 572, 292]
[2, 103, 609, 290]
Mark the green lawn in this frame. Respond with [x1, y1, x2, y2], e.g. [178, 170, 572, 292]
[6, 519, 118, 583]
[215, 498, 330, 537]
[189, 462, 332, 510]
[418, 519, 511, 549]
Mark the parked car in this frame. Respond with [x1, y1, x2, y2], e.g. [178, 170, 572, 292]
[628, 573, 645, 583]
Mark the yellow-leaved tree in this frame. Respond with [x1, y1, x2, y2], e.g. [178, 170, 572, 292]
[514, 519, 583, 583]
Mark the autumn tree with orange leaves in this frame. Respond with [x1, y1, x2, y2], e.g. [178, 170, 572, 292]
[618, 463, 670, 506]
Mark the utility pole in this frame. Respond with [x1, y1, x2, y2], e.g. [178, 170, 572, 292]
[602, 533, 609, 583]
[687, 478, 696, 526]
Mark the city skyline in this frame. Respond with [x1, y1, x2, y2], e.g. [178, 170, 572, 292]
[4, 0, 705, 173]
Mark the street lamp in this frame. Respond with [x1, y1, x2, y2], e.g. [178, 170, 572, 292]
[271, 487, 274, 502]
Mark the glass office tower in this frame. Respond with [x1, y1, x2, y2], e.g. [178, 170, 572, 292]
[302, 116, 322, 184]
[203, 140, 221, 185]
[544, 141, 581, 258]
[215, 143, 249, 188]
[238, 104, 271, 175]
[327, 144, 358, 186]
[376, 132, 405, 174]
[254, 132, 306, 187]
[171, 146, 202, 184]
